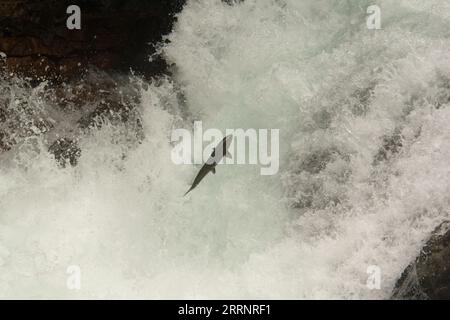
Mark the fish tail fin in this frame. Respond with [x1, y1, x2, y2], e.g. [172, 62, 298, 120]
[184, 186, 194, 197]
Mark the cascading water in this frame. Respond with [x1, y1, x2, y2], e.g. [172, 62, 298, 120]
[0, 0, 449, 299]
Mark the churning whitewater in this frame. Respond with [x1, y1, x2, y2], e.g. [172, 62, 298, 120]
[1, 0, 450, 298]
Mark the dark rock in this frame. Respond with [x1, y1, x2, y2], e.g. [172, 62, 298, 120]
[1, 1, 180, 159]
[222, 0, 244, 5]
[78, 99, 134, 129]
[300, 148, 341, 175]
[48, 138, 81, 167]
[373, 132, 403, 165]
[0, 0, 186, 80]
[69, 72, 144, 142]
[0, 70, 145, 158]
[0, 129, 11, 151]
[391, 221, 450, 300]
[349, 82, 376, 116]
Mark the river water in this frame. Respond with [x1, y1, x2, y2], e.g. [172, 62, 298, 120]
[0, 0, 449, 298]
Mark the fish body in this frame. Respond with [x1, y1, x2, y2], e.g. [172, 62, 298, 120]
[184, 134, 233, 196]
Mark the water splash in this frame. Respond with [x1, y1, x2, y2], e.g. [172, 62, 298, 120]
[0, 0, 449, 298]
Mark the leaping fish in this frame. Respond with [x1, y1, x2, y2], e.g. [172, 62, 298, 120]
[184, 134, 233, 196]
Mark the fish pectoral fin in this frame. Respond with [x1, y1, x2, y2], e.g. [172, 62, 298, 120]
[212, 167, 216, 174]
[226, 151, 232, 158]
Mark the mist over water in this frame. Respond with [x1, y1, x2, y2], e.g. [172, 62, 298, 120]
[1, 0, 450, 298]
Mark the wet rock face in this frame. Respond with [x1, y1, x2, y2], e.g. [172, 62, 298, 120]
[48, 138, 81, 167]
[1, 1, 182, 162]
[392, 221, 450, 299]
[0, 71, 145, 168]
[0, 0, 185, 80]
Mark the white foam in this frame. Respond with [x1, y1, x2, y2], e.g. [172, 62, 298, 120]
[0, 0, 449, 298]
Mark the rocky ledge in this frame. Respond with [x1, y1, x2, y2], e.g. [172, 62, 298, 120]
[0, 0, 187, 163]
[0, 0, 185, 80]
[392, 221, 450, 299]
